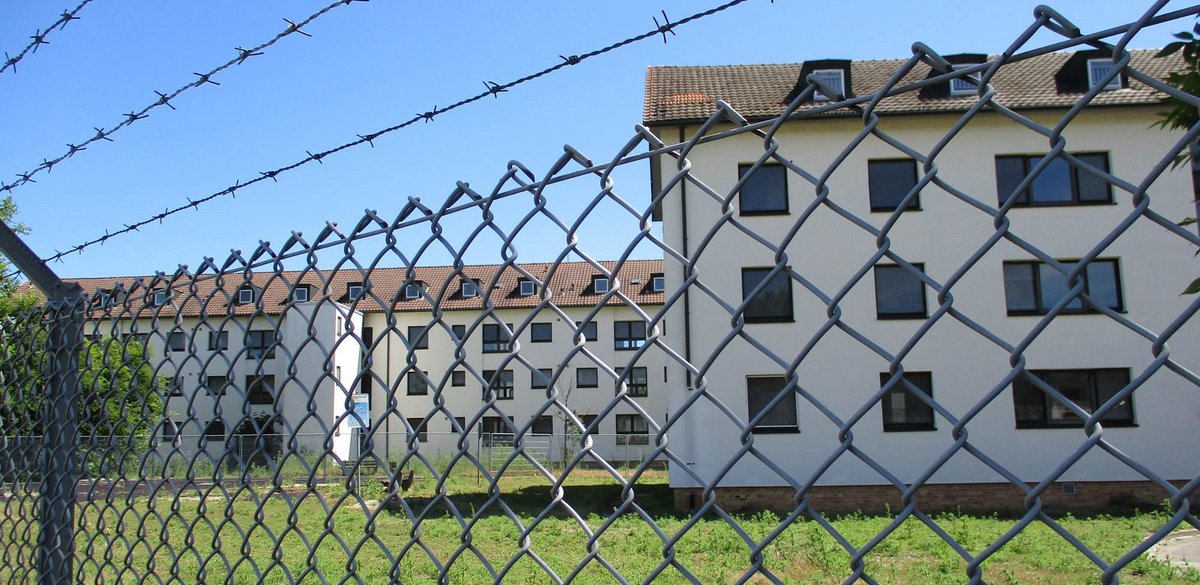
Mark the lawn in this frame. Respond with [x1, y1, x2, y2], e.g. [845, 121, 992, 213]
[2, 467, 1198, 584]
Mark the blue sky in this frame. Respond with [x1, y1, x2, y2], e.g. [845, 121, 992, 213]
[0, 0, 1191, 278]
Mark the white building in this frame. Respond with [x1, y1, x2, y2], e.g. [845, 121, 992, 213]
[67, 259, 667, 468]
[644, 49, 1200, 512]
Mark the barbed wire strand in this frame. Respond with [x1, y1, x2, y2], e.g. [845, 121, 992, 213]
[24, 0, 755, 269]
[0, 0, 365, 196]
[1, 0, 95, 77]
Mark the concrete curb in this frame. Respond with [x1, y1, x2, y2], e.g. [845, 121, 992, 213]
[1148, 529, 1200, 571]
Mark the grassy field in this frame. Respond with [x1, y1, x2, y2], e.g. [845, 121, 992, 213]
[2, 467, 1198, 584]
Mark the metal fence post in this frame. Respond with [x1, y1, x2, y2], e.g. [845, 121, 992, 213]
[0, 220, 85, 585]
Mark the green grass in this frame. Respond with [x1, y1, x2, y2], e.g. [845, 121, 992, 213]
[3, 469, 1198, 584]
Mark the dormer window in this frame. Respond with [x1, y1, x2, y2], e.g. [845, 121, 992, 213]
[518, 279, 536, 297]
[237, 288, 254, 305]
[93, 288, 113, 308]
[949, 64, 979, 96]
[461, 279, 479, 298]
[404, 282, 423, 300]
[651, 273, 665, 293]
[592, 276, 610, 294]
[1087, 58, 1121, 90]
[292, 285, 310, 303]
[150, 290, 167, 307]
[347, 283, 363, 301]
[810, 69, 844, 101]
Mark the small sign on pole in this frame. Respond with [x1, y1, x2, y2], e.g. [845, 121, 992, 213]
[348, 394, 370, 429]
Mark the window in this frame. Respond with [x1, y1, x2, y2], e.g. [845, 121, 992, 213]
[452, 324, 467, 341]
[482, 323, 513, 353]
[168, 377, 184, 397]
[531, 416, 553, 435]
[168, 332, 186, 352]
[614, 321, 647, 350]
[162, 420, 180, 441]
[461, 279, 479, 298]
[406, 371, 428, 395]
[246, 375, 275, 405]
[1013, 368, 1133, 428]
[737, 163, 788, 215]
[407, 326, 429, 350]
[347, 283, 364, 301]
[810, 69, 845, 101]
[880, 372, 935, 432]
[995, 153, 1112, 206]
[205, 374, 227, 397]
[403, 282, 423, 300]
[949, 64, 979, 96]
[651, 273, 665, 293]
[483, 370, 514, 400]
[576, 367, 598, 388]
[1087, 58, 1121, 90]
[480, 416, 513, 444]
[741, 267, 793, 322]
[746, 376, 798, 433]
[1002, 259, 1123, 315]
[592, 276, 610, 294]
[874, 264, 927, 319]
[209, 331, 229, 351]
[618, 367, 648, 397]
[531, 322, 552, 343]
[615, 414, 649, 444]
[150, 290, 167, 307]
[571, 414, 599, 434]
[532, 368, 553, 389]
[246, 330, 276, 359]
[292, 286, 310, 303]
[576, 321, 598, 342]
[451, 370, 466, 387]
[204, 420, 226, 441]
[407, 417, 428, 443]
[237, 288, 254, 305]
[868, 159, 920, 211]
[518, 279, 536, 297]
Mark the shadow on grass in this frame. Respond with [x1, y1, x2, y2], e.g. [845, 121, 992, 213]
[385, 481, 679, 519]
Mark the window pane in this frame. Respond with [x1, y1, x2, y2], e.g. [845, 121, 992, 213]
[1075, 154, 1112, 202]
[868, 159, 919, 210]
[577, 368, 598, 388]
[531, 323, 552, 342]
[874, 265, 926, 317]
[531, 416, 553, 435]
[1094, 369, 1133, 422]
[746, 377, 797, 430]
[995, 157, 1029, 204]
[1029, 156, 1072, 203]
[1039, 263, 1084, 311]
[738, 164, 788, 214]
[451, 370, 465, 386]
[881, 372, 934, 430]
[407, 326, 428, 349]
[532, 368, 552, 389]
[1085, 260, 1121, 310]
[1003, 263, 1038, 313]
[1012, 374, 1046, 426]
[1041, 371, 1091, 423]
[742, 268, 793, 321]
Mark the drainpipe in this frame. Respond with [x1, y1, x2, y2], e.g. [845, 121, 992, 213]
[678, 126, 694, 389]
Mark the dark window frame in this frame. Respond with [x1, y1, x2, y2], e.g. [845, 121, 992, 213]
[532, 368, 553, 390]
[407, 325, 429, 350]
[746, 375, 800, 434]
[208, 330, 229, 351]
[406, 371, 428, 396]
[874, 263, 928, 320]
[614, 321, 647, 350]
[483, 369, 514, 400]
[482, 323, 513, 353]
[168, 332, 187, 352]
[576, 321, 598, 342]
[618, 366, 648, 397]
[1002, 258, 1124, 316]
[451, 370, 466, 387]
[995, 152, 1114, 207]
[530, 322, 553, 343]
[879, 372, 936, 432]
[246, 374, 275, 405]
[737, 163, 789, 216]
[205, 374, 228, 397]
[407, 417, 428, 443]
[615, 414, 650, 444]
[576, 367, 599, 388]
[868, 158, 922, 212]
[741, 267, 794, 323]
[245, 330, 277, 360]
[1013, 368, 1135, 428]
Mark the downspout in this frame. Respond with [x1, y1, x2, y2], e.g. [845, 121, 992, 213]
[678, 125, 694, 389]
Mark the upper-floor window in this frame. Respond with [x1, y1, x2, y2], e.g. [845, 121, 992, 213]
[746, 376, 798, 433]
[403, 282, 423, 300]
[461, 279, 480, 298]
[237, 288, 255, 305]
[292, 285, 310, 303]
[1002, 259, 1123, 315]
[482, 323, 513, 353]
[874, 263, 928, 319]
[451, 324, 467, 342]
[246, 374, 275, 404]
[483, 369, 514, 400]
[650, 273, 665, 293]
[618, 366, 648, 397]
[168, 332, 187, 352]
[451, 370, 466, 387]
[205, 374, 227, 397]
[949, 64, 979, 96]
[615, 414, 649, 444]
[150, 289, 167, 307]
[880, 372, 935, 432]
[407, 326, 429, 350]
[576, 367, 599, 388]
[208, 330, 229, 351]
[347, 282, 364, 301]
[868, 159, 920, 211]
[614, 321, 647, 350]
[532, 368, 553, 390]
[518, 279, 536, 297]
[576, 321, 598, 342]
[995, 153, 1112, 206]
[741, 267, 793, 322]
[1087, 58, 1121, 91]
[737, 163, 788, 215]
[1013, 368, 1133, 428]
[592, 276, 610, 294]
[531, 322, 552, 343]
[246, 330, 277, 360]
[810, 69, 845, 101]
[406, 371, 428, 395]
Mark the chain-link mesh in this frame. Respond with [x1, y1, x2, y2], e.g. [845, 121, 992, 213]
[5, 5, 1200, 584]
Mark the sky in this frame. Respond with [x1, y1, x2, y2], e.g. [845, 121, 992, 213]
[0, 0, 1194, 280]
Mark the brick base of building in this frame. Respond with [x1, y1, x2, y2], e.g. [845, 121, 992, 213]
[673, 480, 1190, 516]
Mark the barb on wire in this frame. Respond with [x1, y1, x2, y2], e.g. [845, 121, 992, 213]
[0, 0, 93, 77]
[0, 0, 360, 197]
[29, 0, 759, 269]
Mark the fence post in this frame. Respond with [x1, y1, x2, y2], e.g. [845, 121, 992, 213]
[0, 220, 85, 585]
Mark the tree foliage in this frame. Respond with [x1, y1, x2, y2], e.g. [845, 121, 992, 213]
[1155, 22, 1200, 152]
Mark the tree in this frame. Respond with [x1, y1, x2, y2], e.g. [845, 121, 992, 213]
[1157, 25, 1200, 294]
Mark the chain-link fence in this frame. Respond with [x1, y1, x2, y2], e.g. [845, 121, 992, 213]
[4, 3, 1200, 584]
